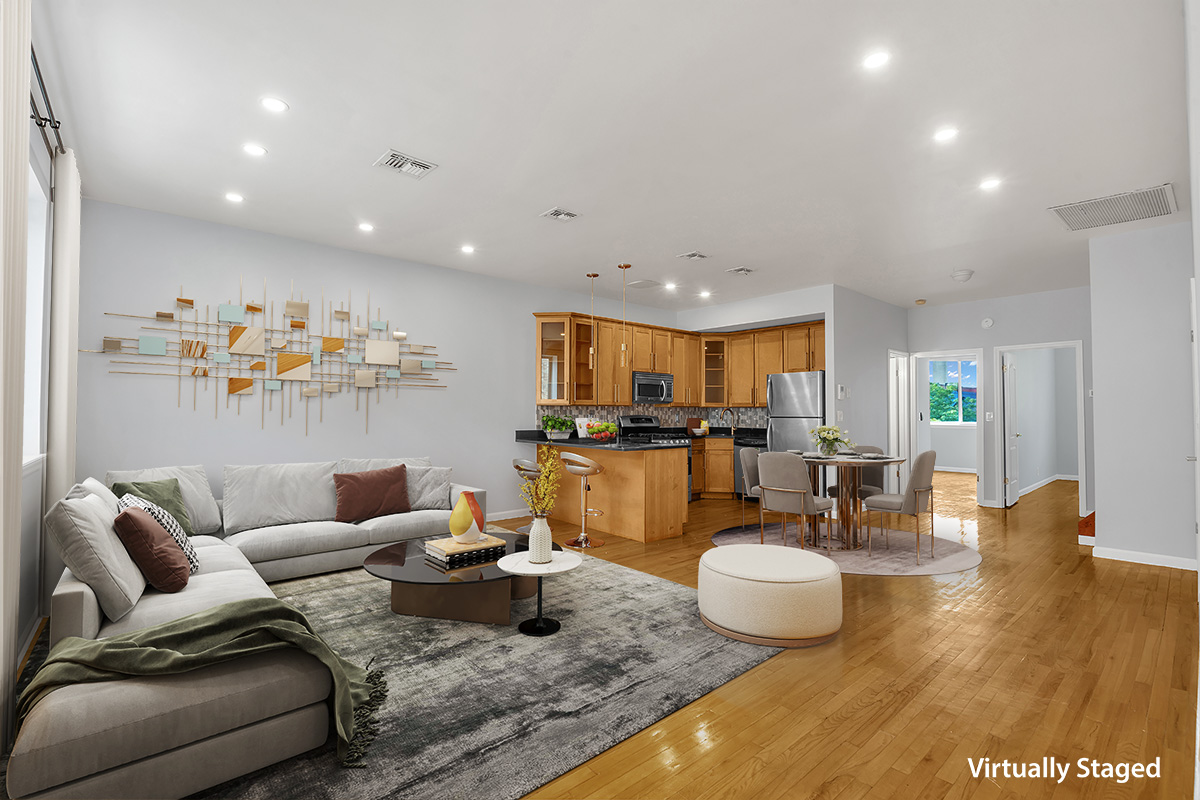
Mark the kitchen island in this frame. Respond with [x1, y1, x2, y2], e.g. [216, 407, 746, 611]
[515, 432, 688, 542]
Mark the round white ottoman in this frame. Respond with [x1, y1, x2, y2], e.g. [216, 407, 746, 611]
[698, 544, 842, 648]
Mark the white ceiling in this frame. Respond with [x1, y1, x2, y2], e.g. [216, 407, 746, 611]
[34, 1, 1190, 311]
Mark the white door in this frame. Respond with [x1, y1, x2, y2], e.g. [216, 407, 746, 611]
[1190, 279, 1200, 553]
[1003, 352, 1020, 506]
[888, 351, 910, 494]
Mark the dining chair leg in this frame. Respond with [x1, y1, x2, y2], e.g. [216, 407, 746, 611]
[741, 494, 745, 529]
[798, 514, 805, 549]
[781, 513, 788, 546]
[867, 510, 872, 555]
[930, 497, 935, 559]
[759, 501, 765, 545]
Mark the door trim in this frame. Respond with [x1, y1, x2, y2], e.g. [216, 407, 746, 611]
[909, 349, 985, 507]
[992, 340, 1089, 518]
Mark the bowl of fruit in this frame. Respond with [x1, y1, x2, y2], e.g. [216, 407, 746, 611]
[585, 421, 618, 441]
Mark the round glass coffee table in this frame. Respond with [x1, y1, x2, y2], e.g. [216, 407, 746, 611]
[496, 550, 583, 636]
[363, 532, 561, 625]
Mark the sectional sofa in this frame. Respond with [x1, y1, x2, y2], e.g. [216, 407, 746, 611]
[8, 457, 484, 800]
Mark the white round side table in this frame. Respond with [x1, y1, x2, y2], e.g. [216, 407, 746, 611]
[497, 550, 583, 636]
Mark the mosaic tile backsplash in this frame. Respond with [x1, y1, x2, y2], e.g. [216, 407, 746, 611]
[532, 405, 768, 429]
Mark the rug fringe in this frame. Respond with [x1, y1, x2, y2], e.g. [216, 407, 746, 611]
[341, 668, 389, 768]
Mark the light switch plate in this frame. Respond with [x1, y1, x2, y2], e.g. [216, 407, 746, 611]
[836, 410, 844, 423]
[836, 384, 846, 400]
[985, 412, 994, 422]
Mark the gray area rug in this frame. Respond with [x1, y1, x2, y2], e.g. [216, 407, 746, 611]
[712, 523, 982, 576]
[193, 554, 779, 799]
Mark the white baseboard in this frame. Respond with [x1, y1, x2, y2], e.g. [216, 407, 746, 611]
[1019, 474, 1078, 497]
[934, 466, 977, 474]
[487, 509, 529, 523]
[1093, 546, 1197, 572]
[1078, 535, 1094, 546]
[977, 498, 1004, 509]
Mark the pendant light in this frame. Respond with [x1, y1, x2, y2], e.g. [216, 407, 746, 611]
[586, 272, 599, 369]
[618, 264, 631, 367]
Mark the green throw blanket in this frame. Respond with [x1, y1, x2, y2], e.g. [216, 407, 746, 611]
[18, 597, 387, 766]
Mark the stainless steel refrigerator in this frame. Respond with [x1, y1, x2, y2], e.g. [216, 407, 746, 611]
[766, 371, 826, 453]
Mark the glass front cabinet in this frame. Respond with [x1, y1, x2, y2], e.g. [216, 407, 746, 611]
[536, 316, 570, 405]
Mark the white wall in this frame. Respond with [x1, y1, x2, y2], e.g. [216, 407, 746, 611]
[908, 286, 1095, 511]
[831, 286, 908, 452]
[1090, 221, 1196, 568]
[1055, 348, 1079, 477]
[930, 425, 976, 472]
[75, 201, 677, 518]
[1011, 348, 1060, 493]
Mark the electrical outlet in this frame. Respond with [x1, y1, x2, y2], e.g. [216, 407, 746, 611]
[836, 410, 844, 423]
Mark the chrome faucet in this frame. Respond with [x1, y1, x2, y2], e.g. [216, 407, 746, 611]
[719, 407, 737, 434]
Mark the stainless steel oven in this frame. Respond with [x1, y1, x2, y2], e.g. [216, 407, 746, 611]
[631, 371, 674, 405]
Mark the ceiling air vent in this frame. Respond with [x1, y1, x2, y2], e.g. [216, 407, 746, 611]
[726, 267, 754, 276]
[540, 207, 578, 221]
[1049, 184, 1177, 231]
[373, 149, 438, 180]
[677, 251, 709, 260]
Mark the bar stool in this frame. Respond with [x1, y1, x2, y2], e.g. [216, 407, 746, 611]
[559, 452, 605, 548]
[512, 458, 541, 482]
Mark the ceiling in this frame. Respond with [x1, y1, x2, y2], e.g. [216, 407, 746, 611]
[34, 1, 1190, 311]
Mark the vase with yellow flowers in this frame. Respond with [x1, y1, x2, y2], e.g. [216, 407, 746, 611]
[519, 447, 562, 563]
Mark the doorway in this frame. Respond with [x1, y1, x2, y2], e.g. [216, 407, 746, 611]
[886, 350, 910, 494]
[910, 349, 985, 507]
[995, 341, 1087, 517]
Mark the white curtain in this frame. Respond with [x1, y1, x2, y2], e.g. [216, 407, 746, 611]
[43, 148, 80, 613]
[0, 0, 33, 749]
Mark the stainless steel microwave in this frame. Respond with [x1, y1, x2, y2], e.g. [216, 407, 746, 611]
[631, 371, 674, 405]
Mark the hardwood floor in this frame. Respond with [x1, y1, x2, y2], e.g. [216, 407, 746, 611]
[492, 473, 1197, 799]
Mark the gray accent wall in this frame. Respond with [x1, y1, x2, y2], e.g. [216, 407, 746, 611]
[908, 286, 1095, 512]
[75, 201, 677, 518]
[831, 286, 909, 454]
[1090, 221, 1195, 566]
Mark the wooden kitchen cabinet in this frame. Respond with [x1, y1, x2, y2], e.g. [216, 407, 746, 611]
[702, 437, 735, 497]
[595, 320, 629, 406]
[703, 337, 727, 406]
[810, 323, 825, 370]
[651, 329, 672, 374]
[783, 326, 811, 372]
[630, 326, 653, 372]
[684, 335, 702, 406]
[753, 329, 783, 407]
[535, 316, 570, 405]
[728, 333, 754, 406]
[691, 437, 706, 497]
[571, 318, 596, 404]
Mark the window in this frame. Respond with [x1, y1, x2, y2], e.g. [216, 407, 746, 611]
[929, 359, 976, 424]
[24, 162, 51, 462]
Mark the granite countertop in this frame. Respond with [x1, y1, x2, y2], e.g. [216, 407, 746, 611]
[515, 426, 767, 451]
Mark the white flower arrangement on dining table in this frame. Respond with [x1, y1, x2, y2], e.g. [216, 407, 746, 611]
[810, 424, 854, 455]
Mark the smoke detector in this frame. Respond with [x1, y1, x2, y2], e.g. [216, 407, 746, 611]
[951, 269, 974, 283]
[1048, 184, 1177, 231]
[372, 149, 438, 179]
[676, 251, 709, 260]
[540, 207, 578, 221]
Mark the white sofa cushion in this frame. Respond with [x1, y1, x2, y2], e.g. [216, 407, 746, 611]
[66, 477, 121, 516]
[223, 521, 368, 563]
[222, 462, 337, 535]
[357, 509, 452, 545]
[106, 465, 223, 536]
[44, 492, 146, 622]
[406, 466, 452, 511]
[335, 457, 432, 474]
[99, 569, 275, 638]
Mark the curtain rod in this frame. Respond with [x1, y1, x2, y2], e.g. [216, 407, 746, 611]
[29, 45, 65, 156]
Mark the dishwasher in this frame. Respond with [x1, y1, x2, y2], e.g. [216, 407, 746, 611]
[733, 437, 766, 498]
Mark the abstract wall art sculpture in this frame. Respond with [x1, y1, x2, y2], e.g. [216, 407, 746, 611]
[90, 282, 455, 434]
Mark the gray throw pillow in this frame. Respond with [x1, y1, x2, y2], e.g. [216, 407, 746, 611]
[335, 457, 432, 474]
[106, 465, 222, 535]
[44, 493, 146, 621]
[406, 466, 452, 511]
[222, 462, 338, 535]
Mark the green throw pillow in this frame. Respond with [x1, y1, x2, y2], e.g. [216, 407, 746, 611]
[110, 478, 195, 536]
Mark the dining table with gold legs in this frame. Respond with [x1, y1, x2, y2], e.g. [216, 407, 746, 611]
[792, 452, 906, 550]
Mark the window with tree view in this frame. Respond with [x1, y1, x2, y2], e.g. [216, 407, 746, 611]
[929, 359, 976, 423]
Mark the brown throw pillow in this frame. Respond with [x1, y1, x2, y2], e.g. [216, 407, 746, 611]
[333, 464, 410, 522]
[113, 507, 190, 593]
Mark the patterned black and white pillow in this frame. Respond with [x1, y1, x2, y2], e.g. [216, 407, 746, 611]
[117, 493, 200, 575]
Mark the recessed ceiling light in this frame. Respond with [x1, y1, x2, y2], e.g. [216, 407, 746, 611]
[980, 177, 1002, 190]
[224, 192, 243, 203]
[358, 222, 374, 232]
[260, 97, 289, 113]
[665, 283, 677, 290]
[933, 127, 958, 143]
[242, 143, 267, 157]
[461, 245, 475, 253]
[862, 51, 890, 70]
[699, 290, 712, 298]
[915, 299, 927, 305]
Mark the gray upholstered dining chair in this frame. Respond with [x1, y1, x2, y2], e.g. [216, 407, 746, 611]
[863, 450, 937, 563]
[739, 447, 762, 529]
[826, 445, 885, 502]
[757, 452, 835, 552]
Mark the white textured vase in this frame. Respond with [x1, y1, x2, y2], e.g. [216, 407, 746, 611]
[528, 515, 553, 564]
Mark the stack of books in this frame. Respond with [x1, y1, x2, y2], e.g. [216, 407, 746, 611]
[424, 534, 508, 569]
